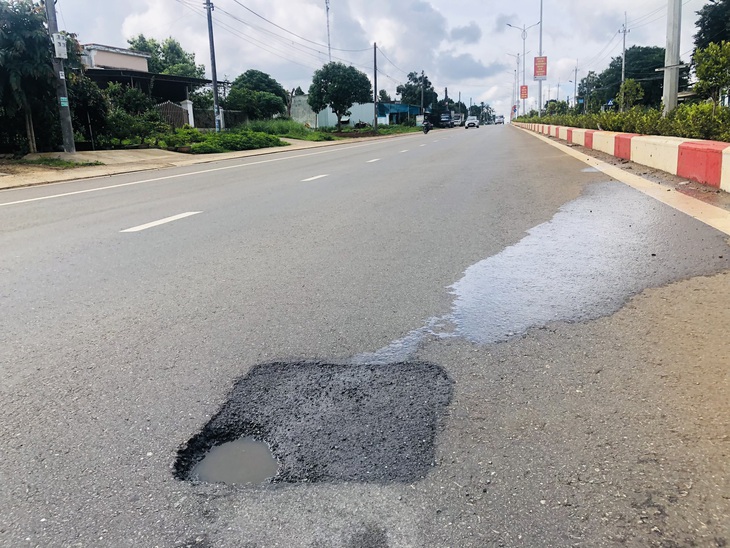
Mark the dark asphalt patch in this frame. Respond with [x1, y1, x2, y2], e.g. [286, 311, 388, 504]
[175, 361, 453, 484]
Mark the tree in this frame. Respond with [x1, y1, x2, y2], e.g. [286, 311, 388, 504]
[577, 71, 602, 113]
[617, 78, 644, 111]
[225, 87, 285, 120]
[694, 0, 730, 51]
[378, 89, 392, 102]
[0, 0, 56, 153]
[231, 69, 288, 103]
[67, 73, 108, 144]
[308, 62, 373, 130]
[396, 71, 437, 110]
[694, 41, 730, 113]
[592, 46, 679, 109]
[127, 35, 204, 78]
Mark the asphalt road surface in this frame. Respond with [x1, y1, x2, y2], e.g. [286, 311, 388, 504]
[1, 126, 729, 547]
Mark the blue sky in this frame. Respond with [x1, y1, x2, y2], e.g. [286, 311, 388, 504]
[55, 0, 706, 117]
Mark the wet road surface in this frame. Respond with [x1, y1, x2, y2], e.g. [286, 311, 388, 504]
[1, 126, 728, 547]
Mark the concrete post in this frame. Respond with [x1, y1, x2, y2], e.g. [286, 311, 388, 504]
[181, 100, 195, 127]
[662, 0, 682, 116]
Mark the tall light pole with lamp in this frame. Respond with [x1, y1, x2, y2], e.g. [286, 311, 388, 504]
[507, 21, 540, 116]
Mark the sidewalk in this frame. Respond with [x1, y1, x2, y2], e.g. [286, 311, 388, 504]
[0, 136, 374, 191]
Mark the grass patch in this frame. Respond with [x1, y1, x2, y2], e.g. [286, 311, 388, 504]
[241, 119, 336, 141]
[15, 158, 104, 169]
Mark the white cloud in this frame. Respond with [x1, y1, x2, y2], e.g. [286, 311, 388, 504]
[57, 0, 706, 117]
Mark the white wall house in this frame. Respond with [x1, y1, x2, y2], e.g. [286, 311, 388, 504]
[81, 44, 151, 72]
[291, 95, 388, 128]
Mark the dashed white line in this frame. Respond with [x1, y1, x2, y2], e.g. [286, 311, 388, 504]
[419, 144, 426, 147]
[301, 174, 329, 182]
[121, 211, 202, 233]
[367, 159, 381, 163]
[400, 150, 408, 153]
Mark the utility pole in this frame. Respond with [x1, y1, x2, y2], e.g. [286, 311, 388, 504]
[43, 0, 75, 154]
[620, 12, 630, 111]
[662, 0, 682, 115]
[205, 0, 221, 132]
[373, 43, 378, 131]
[420, 70, 424, 114]
[574, 63, 578, 108]
[325, 0, 332, 63]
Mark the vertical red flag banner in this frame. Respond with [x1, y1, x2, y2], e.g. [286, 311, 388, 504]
[520, 85, 528, 99]
[534, 56, 547, 80]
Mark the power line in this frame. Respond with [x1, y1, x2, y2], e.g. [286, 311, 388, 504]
[226, 0, 370, 52]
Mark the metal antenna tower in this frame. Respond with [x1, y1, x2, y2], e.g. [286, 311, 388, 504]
[325, 0, 332, 62]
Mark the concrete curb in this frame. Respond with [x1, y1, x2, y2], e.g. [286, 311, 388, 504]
[514, 122, 730, 192]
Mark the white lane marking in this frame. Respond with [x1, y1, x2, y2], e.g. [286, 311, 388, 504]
[419, 144, 426, 147]
[367, 159, 381, 163]
[519, 128, 730, 236]
[301, 174, 329, 182]
[121, 211, 202, 233]
[400, 150, 408, 153]
[0, 138, 423, 208]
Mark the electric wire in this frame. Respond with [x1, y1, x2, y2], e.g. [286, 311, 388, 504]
[226, 0, 370, 53]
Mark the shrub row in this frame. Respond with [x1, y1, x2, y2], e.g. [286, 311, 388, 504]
[518, 103, 730, 142]
[160, 126, 287, 153]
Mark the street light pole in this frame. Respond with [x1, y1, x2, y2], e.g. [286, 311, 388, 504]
[507, 21, 539, 117]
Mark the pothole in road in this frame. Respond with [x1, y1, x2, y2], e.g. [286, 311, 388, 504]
[175, 361, 453, 485]
[191, 437, 279, 486]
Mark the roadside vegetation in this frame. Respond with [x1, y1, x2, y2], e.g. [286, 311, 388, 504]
[515, 2, 730, 143]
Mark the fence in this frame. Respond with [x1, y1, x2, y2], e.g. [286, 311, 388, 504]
[155, 101, 188, 128]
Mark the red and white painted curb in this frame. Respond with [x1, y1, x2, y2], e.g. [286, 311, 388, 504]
[515, 123, 730, 192]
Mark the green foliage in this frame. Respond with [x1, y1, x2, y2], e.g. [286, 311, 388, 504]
[190, 88, 213, 110]
[518, 103, 730, 142]
[618, 78, 644, 111]
[0, 0, 58, 153]
[162, 126, 206, 148]
[102, 107, 170, 146]
[241, 119, 332, 140]
[104, 82, 154, 115]
[231, 69, 288, 103]
[16, 157, 102, 168]
[127, 35, 205, 78]
[190, 141, 226, 154]
[187, 129, 285, 153]
[308, 62, 373, 130]
[396, 71, 437, 109]
[694, 41, 730, 107]
[67, 73, 108, 141]
[378, 89, 391, 102]
[694, 0, 730, 51]
[225, 87, 286, 120]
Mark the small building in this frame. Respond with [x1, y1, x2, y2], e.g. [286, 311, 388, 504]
[291, 95, 421, 128]
[81, 43, 210, 104]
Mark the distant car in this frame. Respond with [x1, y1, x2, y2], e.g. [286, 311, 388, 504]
[495, 115, 505, 124]
[465, 116, 480, 129]
[439, 113, 454, 128]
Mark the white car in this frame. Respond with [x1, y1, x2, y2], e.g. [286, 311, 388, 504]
[465, 116, 480, 128]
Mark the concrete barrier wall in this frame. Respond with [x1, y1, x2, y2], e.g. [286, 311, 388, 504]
[514, 122, 730, 192]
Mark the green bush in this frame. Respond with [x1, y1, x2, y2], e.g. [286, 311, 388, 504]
[190, 141, 226, 154]
[517, 103, 730, 142]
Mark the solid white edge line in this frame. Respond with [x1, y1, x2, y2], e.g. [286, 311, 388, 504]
[301, 174, 329, 182]
[121, 211, 202, 233]
[516, 127, 730, 236]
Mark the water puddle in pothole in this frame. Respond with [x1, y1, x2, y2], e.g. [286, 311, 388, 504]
[191, 437, 278, 486]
